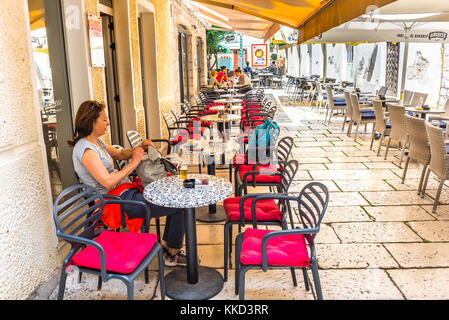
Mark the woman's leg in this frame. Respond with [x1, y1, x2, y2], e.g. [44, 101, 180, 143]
[121, 189, 185, 250]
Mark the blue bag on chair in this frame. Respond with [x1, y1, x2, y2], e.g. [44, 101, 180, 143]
[247, 120, 279, 163]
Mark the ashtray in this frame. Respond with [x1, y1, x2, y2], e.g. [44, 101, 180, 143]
[183, 179, 195, 188]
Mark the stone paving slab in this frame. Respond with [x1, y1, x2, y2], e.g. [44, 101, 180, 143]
[331, 222, 423, 243]
[316, 243, 399, 269]
[360, 191, 434, 206]
[319, 269, 404, 300]
[407, 221, 449, 241]
[384, 243, 449, 268]
[363, 205, 435, 222]
[321, 206, 372, 223]
[387, 268, 449, 299]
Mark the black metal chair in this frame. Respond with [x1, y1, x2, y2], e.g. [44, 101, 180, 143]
[223, 158, 299, 282]
[53, 184, 165, 300]
[234, 182, 330, 300]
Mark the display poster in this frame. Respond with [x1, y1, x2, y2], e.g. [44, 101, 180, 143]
[88, 14, 105, 67]
[217, 53, 234, 71]
[251, 44, 268, 67]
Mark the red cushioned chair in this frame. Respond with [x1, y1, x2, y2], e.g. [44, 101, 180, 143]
[223, 158, 298, 282]
[234, 135, 293, 197]
[53, 184, 165, 300]
[163, 113, 204, 153]
[234, 182, 330, 300]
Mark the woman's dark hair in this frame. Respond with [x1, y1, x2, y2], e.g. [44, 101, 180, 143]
[67, 100, 106, 147]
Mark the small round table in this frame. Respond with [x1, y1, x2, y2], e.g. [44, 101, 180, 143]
[144, 174, 232, 300]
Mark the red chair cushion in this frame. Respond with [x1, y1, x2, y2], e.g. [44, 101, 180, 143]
[238, 165, 281, 183]
[71, 231, 157, 274]
[240, 228, 310, 267]
[170, 132, 202, 144]
[223, 197, 283, 221]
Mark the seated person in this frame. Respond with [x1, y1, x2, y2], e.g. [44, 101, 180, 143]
[235, 68, 250, 86]
[269, 61, 279, 74]
[208, 70, 222, 86]
[68, 100, 187, 267]
[243, 61, 252, 73]
[216, 66, 228, 83]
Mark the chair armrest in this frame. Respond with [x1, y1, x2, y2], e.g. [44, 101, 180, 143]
[260, 227, 319, 272]
[104, 199, 151, 232]
[242, 169, 281, 192]
[238, 193, 270, 227]
[249, 194, 297, 229]
[150, 139, 172, 155]
[56, 232, 108, 280]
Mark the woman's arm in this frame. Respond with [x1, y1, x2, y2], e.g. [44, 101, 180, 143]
[81, 147, 144, 190]
[106, 139, 155, 161]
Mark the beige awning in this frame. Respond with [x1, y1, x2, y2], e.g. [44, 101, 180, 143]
[189, 0, 397, 43]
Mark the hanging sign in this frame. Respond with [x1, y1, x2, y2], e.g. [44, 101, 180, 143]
[217, 53, 233, 71]
[251, 44, 268, 67]
[88, 14, 105, 67]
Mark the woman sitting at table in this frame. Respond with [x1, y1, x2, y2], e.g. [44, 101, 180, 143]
[235, 68, 250, 85]
[209, 70, 222, 87]
[67, 100, 187, 267]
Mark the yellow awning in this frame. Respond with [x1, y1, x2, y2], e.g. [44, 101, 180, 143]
[189, 0, 397, 43]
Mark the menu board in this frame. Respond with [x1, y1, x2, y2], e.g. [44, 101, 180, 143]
[88, 14, 105, 67]
[251, 44, 268, 67]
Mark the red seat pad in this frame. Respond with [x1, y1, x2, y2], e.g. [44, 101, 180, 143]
[71, 231, 157, 274]
[170, 132, 202, 144]
[223, 197, 283, 221]
[238, 165, 281, 183]
[240, 228, 310, 267]
[233, 153, 255, 167]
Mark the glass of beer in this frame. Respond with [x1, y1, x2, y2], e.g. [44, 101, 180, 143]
[180, 165, 188, 180]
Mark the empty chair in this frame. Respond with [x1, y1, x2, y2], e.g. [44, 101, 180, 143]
[384, 104, 409, 165]
[371, 99, 391, 154]
[53, 184, 165, 300]
[234, 182, 329, 300]
[401, 115, 430, 195]
[409, 92, 428, 108]
[428, 98, 449, 129]
[401, 90, 414, 106]
[342, 91, 353, 134]
[324, 85, 346, 124]
[350, 93, 376, 142]
[422, 122, 449, 212]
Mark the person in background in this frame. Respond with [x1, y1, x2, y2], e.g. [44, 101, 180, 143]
[209, 70, 222, 86]
[278, 55, 285, 75]
[269, 61, 279, 74]
[243, 61, 252, 73]
[235, 68, 250, 85]
[216, 66, 228, 84]
[68, 100, 187, 267]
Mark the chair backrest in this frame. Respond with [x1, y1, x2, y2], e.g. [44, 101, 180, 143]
[372, 99, 386, 132]
[112, 144, 128, 170]
[402, 90, 414, 106]
[404, 115, 430, 165]
[163, 113, 176, 128]
[350, 93, 361, 121]
[279, 159, 299, 193]
[315, 80, 323, 97]
[324, 85, 334, 108]
[344, 91, 353, 118]
[425, 121, 449, 178]
[171, 109, 181, 121]
[409, 92, 428, 107]
[275, 136, 294, 164]
[387, 103, 408, 141]
[126, 130, 144, 148]
[296, 182, 329, 235]
[53, 184, 105, 252]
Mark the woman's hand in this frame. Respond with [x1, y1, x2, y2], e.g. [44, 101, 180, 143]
[142, 139, 155, 151]
[130, 147, 145, 167]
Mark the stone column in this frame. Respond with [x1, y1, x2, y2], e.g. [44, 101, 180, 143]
[0, 0, 59, 299]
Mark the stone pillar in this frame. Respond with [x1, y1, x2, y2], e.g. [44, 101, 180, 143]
[0, 0, 59, 299]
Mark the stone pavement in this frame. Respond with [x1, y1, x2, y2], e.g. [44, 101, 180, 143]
[32, 88, 449, 300]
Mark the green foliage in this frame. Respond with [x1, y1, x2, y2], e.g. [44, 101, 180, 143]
[206, 29, 221, 54]
[271, 53, 278, 61]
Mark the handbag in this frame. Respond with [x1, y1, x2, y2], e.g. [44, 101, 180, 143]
[135, 147, 180, 187]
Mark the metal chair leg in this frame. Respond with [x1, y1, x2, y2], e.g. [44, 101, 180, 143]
[302, 267, 310, 291]
[432, 178, 446, 213]
[401, 156, 410, 184]
[158, 248, 166, 300]
[310, 259, 323, 300]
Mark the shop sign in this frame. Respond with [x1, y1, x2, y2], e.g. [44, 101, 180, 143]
[251, 44, 268, 67]
[88, 14, 105, 67]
